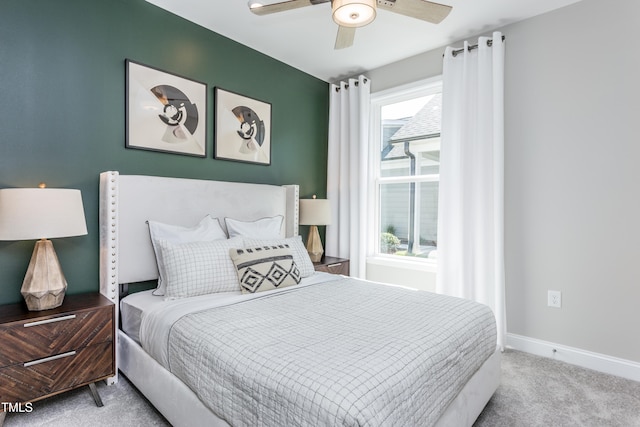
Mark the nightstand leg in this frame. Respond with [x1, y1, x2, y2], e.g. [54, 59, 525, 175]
[88, 382, 104, 407]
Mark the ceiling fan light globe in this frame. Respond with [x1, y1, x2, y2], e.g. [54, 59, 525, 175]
[332, 0, 376, 28]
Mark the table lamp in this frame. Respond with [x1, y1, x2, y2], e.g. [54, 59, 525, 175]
[0, 184, 88, 311]
[299, 195, 331, 262]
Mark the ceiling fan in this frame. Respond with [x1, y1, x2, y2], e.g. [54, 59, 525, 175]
[248, 0, 452, 49]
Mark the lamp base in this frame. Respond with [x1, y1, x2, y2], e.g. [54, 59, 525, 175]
[306, 225, 324, 263]
[21, 239, 67, 311]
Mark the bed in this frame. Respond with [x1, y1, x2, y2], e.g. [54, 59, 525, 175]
[98, 171, 500, 427]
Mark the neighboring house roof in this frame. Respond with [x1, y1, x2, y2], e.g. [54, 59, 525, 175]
[382, 93, 441, 160]
[390, 93, 441, 142]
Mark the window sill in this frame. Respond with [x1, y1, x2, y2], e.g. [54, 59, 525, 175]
[366, 255, 437, 272]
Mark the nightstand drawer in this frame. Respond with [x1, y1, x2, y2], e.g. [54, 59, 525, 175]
[0, 306, 113, 368]
[0, 341, 113, 403]
[313, 257, 350, 276]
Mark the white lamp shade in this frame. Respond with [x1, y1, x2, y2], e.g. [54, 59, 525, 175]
[332, 0, 377, 28]
[0, 188, 88, 240]
[299, 198, 331, 226]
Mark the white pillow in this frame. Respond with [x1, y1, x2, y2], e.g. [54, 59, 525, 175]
[157, 236, 244, 299]
[148, 215, 227, 296]
[225, 215, 284, 239]
[243, 235, 315, 278]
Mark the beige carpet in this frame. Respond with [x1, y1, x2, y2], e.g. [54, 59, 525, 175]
[474, 350, 640, 426]
[5, 350, 640, 426]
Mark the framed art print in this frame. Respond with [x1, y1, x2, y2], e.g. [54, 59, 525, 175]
[214, 87, 271, 165]
[126, 59, 207, 157]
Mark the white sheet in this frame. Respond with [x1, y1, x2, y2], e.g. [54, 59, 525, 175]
[120, 290, 161, 344]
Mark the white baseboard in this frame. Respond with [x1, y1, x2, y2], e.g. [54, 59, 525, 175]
[506, 333, 640, 382]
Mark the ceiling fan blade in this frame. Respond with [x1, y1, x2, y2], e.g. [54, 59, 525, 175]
[249, 0, 314, 16]
[334, 26, 356, 50]
[377, 0, 452, 24]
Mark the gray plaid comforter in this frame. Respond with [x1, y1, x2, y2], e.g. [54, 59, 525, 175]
[165, 278, 496, 426]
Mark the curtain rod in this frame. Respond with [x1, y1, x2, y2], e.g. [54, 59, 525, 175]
[334, 77, 369, 92]
[447, 35, 506, 57]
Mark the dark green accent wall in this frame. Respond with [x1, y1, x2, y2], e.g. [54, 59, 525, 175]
[0, 0, 329, 305]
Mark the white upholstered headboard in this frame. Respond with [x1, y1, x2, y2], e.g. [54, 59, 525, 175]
[98, 171, 299, 305]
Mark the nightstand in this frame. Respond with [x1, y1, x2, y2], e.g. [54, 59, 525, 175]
[313, 256, 350, 276]
[0, 293, 114, 412]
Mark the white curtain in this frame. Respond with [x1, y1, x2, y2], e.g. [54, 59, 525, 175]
[437, 32, 506, 349]
[326, 75, 371, 278]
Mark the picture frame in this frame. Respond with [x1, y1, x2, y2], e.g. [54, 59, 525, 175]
[214, 87, 271, 165]
[126, 59, 207, 157]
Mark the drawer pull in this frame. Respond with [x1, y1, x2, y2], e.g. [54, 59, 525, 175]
[24, 314, 76, 328]
[24, 351, 76, 367]
[327, 263, 343, 268]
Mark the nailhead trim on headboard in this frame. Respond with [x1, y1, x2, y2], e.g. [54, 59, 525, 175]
[284, 184, 300, 238]
[99, 171, 119, 385]
[99, 171, 119, 303]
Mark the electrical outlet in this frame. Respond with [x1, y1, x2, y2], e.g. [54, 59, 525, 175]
[548, 290, 562, 308]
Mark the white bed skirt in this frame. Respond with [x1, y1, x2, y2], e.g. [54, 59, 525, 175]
[117, 330, 500, 427]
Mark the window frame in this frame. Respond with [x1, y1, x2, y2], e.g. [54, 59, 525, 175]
[368, 76, 443, 267]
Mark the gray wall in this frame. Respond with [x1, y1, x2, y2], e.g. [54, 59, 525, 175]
[367, 0, 640, 363]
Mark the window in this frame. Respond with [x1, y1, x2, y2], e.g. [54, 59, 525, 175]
[370, 79, 441, 261]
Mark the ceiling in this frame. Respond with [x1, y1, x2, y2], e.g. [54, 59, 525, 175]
[145, 0, 582, 82]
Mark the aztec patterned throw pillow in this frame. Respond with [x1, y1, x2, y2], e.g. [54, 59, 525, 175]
[230, 244, 301, 293]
